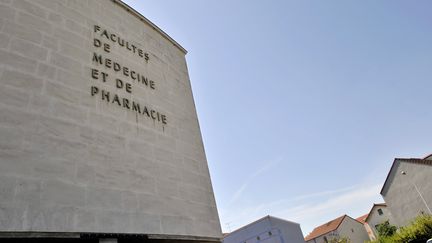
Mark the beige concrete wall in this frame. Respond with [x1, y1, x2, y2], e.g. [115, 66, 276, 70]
[337, 217, 369, 243]
[306, 230, 339, 243]
[365, 206, 394, 239]
[306, 217, 369, 243]
[362, 222, 376, 241]
[0, 0, 221, 239]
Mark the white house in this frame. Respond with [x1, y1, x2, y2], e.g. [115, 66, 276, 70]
[356, 203, 395, 241]
[356, 214, 375, 241]
[364, 203, 395, 240]
[223, 215, 305, 243]
[304, 215, 369, 243]
[380, 154, 432, 227]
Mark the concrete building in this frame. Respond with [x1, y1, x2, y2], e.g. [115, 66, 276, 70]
[223, 215, 305, 243]
[355, 214, 374, 241]
[304, 215, 369, 243]
[356, 203, 395, 241]
[364, 203, 394, 240]
[380, 155, 432, 227]
[0, 0, 221, 242]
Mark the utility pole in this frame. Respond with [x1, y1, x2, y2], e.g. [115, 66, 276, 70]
[225, 222, 233, 233]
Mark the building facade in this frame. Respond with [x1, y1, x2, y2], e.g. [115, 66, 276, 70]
[363, 203, 395, 240]
[356, 214, 375, 241]
[0, 0, 221, 242]
[380, 155, 432, 227]
[223, 216, 305, 243]
[305, 215, 369, 243]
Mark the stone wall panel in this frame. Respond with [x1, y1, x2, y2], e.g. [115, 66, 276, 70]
[0, 0, 221, 239]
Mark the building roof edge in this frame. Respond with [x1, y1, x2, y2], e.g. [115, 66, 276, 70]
[224, 215, 301, 238]
[364, 203, 386, 222]
[380, 157, 432, 195]
[304, 215, 347, 241]
[114, 0, 188, 54]
[380, 158, 399, 196]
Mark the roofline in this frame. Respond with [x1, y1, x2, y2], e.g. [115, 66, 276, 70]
[364, 203, 386, 222]
[305, 215, 366, 241]
[304, 215, 347, 241]
[223, 215, 300, 238]
[113, 0, 188, 54]
[223, 216, 270, 237]
[348, 214, 367, 225]
[380, 157, 432, 195]
[268, 215, 302, 226]
[380, 158, 397, 195]
[356, 213, 368, 223]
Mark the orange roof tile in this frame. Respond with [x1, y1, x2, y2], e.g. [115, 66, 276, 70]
[304, 215, 346, 241]
[356, 214, 368, 224]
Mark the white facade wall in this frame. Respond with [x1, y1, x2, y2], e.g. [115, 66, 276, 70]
[306, 217, 368, 243]
[382, 160, 432, 227]
[337, 217, 369, 243]
[365, 206, 394, 239]
[223, 216, 305, 243]
[0, 0, 221, 239]
[362, 223, 376, 241]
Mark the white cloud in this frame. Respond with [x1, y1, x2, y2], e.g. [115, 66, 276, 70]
[276, 183, 382, 221]
[227, 157, 282, 205]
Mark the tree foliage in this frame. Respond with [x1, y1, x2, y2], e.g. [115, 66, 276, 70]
[369, 215, 432, 243]
[376, 220, 397, 238]
[328, 237, 350, 243]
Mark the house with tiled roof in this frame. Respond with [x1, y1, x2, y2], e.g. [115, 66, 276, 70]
[355, 214, 367, 225]
[355, 214, 375, 241]
[355, 203, 395, 241]
[380, 154, 432, 227]
[304, 215, 369, 243]
[363, 203, 395, 240]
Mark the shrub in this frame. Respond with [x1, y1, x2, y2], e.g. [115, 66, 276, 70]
[369, 215, 432, 243]
[329, 237, 350, 243]
[376, 220, 397, 238]
[393, 215, 432, 242]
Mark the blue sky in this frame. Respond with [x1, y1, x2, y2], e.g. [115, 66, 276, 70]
[124, 0, 432, 235]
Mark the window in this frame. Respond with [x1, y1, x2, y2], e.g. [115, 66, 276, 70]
[323, 236, 328, 243]
[378, 209, 383, 215]
[351, 228, 354, 233]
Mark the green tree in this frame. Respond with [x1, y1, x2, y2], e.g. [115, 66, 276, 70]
[369, 215, 432, 243]
[392, 215, 432, 242]
[376, 220, 397, 238]
[328, 237, 350, 243]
